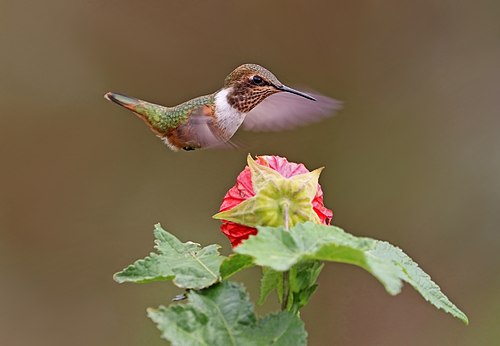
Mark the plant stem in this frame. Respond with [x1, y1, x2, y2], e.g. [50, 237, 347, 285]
[284, 202, 289, 231]
[281, 202, 290, 311]
[281, 271, 289, 310]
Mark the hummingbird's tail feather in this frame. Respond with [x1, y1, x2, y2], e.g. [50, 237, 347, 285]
[104, 92, 141, 111]
[104, 91, 178, 137]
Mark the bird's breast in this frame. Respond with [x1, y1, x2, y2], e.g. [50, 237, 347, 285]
[214, 88, 247, 139]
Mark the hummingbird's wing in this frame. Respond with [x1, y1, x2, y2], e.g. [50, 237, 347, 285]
[187, 114, 240, 149]
[241, 91, 341, 131]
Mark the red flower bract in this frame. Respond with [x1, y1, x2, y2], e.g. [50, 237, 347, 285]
[219, 155, 333, 247]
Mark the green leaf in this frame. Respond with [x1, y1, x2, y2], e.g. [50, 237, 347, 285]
[148, 281, 307, 346]
[367, 241, 469, 324]
[114, 224, 224, 290]
[235, 222, 468, 324]
[240, 312, 307, 346]
[258, 261, 324, 311]
[259, 267, 283, 305]
[288, 260, 324, 313]
[220, 254, 255, 280]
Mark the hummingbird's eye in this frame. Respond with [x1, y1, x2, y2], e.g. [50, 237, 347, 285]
[251, 75, 265, 86]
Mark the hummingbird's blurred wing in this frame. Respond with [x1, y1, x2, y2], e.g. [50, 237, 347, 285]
[242, 91, 341, 131]
[188, 115, 239, 149]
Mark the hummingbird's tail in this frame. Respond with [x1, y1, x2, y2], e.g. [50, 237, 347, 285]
[104, 92, 174, 135]
[104, 92, 141, 111]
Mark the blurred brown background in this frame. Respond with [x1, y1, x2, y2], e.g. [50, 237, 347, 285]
[1, 1, 499, 345]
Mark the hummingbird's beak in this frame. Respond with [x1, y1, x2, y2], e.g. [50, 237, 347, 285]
[277, 85, 316, 101]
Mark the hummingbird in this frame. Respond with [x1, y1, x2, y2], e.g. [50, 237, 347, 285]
[104, 64, 341, 151]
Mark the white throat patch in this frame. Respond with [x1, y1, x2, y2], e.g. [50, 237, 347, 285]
[214, 88, 246, 138]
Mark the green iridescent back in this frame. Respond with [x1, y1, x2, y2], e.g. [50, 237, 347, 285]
[134, 94, 215, 133]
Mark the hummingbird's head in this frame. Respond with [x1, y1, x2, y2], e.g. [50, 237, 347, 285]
[222, 64, 316, 113]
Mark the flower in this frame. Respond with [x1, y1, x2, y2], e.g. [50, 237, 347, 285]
[214, 155, 333, 247]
